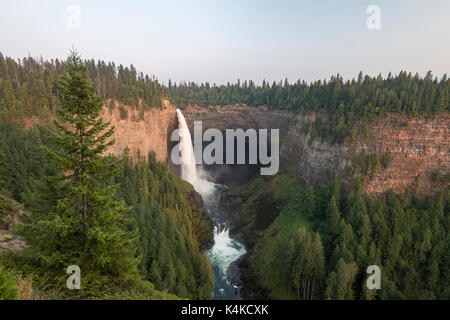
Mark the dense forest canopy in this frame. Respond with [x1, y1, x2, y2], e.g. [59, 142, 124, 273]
[233, 175, 449, 300]
[116, 151, 213, 299]
[0, 121, 213, 299]
[0, 52, 165, 122]
[168, 72, 449, 114]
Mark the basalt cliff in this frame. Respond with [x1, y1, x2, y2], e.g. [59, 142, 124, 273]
[182, 104, 449, 196]
[99, 99, 177, 163]
[26, 101, 449, 196]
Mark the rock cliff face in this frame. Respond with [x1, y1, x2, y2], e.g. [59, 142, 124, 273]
[24, 99, 178, 164]
[354, 114, 449, 196]
[0, 194, 26, 253]
[100, 99, 177, 163]
[28, 101, 447, 197]
[183, 104, 449, 196]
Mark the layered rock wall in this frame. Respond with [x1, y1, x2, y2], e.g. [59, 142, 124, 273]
[183, 104, 449, 196]
[99, 99, 177, 162]
[29, 100, 447, 196]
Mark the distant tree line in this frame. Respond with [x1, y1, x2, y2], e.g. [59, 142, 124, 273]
[168, 72, 449, 142]
[1, 51, 448, 142]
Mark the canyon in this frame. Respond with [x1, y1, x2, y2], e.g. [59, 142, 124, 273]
[103, 101, 448, 197]
[11, 98, 450, 300]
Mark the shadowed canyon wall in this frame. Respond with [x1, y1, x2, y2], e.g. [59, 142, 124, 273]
[183, 104, 449, 196]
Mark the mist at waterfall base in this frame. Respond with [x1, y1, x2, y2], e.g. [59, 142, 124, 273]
[176, 109, 246, 300]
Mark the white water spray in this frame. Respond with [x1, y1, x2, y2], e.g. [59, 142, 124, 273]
[176, 108, 215, 196]
[209, 226, 246, 279]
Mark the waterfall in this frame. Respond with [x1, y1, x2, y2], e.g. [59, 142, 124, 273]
[176, 108, 198, 185]
[176, 109, 215, 196]
[176, 108, 246, 299]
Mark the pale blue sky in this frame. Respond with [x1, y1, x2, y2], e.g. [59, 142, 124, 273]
[1, 0, 449, 84]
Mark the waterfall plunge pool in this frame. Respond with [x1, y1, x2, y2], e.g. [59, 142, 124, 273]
[205, 185, 246, 300]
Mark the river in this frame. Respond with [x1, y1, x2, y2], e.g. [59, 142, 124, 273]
[204, 185, 246, 299]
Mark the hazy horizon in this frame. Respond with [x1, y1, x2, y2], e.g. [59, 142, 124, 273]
[1, 0, 449, 85]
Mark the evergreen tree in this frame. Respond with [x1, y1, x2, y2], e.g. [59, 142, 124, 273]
[328, 195, 341, 236]
[21, 50, 138, 284]
[284, 227, 325, 300]
[325, 259, 358, 300]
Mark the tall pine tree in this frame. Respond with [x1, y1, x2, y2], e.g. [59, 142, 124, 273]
[21, 50, 138, 285]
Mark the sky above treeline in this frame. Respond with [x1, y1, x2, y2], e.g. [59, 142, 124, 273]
[1, 0, 449, 85]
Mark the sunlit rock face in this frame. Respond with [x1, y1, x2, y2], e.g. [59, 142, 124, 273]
[351, 113, 450, 196]
[100, 99, 177, 163]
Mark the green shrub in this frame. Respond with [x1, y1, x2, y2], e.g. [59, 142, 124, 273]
[119, 105, 128, 120]
[381, 151, 391, 168]
[0, 264, 17, 300]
